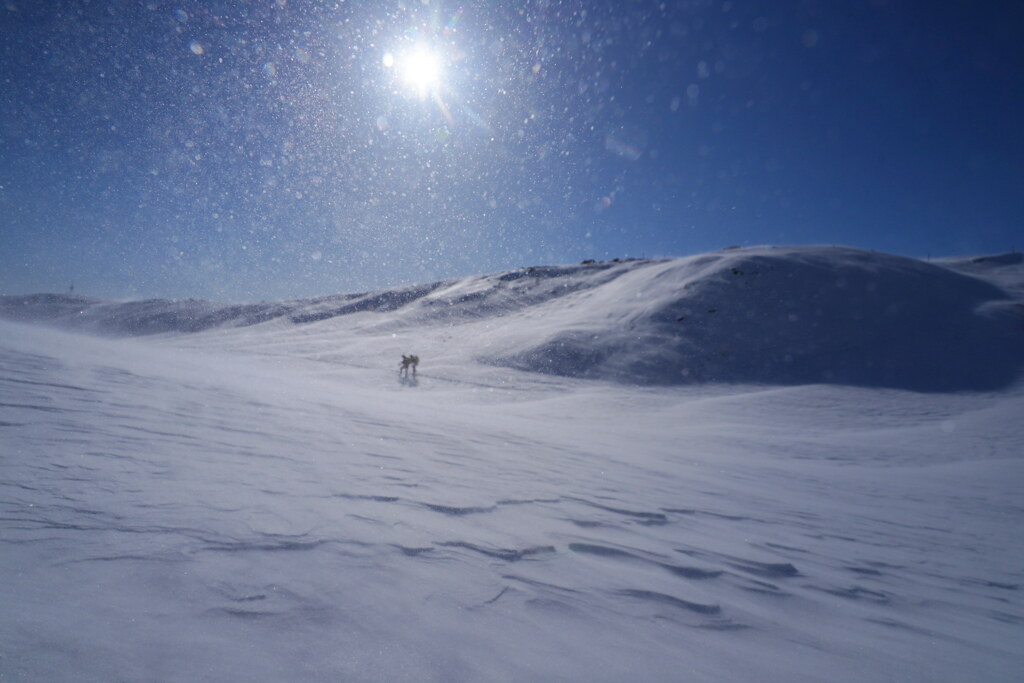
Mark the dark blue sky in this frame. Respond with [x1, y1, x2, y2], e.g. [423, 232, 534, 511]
[2, 0, 1021, 301]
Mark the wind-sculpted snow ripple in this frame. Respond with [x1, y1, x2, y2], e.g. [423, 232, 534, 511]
[2, 303, 1022, 682]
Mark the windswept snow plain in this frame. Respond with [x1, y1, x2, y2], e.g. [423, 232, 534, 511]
[2, 246, 1023, 681]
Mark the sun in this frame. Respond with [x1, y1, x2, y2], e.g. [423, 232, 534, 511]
[384, 44, 444, 99]
[401, 46, 441, 93]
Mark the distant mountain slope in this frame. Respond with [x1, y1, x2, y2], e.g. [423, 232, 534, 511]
[2, 247, 1022, 391]
[0, 260, 646, 336]
[0, 293, 291, 335]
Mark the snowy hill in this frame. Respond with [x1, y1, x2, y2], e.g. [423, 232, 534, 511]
[2, 246, 1023, 681]
[3, 246, 1022, 391]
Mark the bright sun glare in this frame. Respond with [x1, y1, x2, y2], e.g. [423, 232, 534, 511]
[385, 45, 443, 98]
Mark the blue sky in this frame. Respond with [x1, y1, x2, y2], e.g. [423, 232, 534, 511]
[1, 0, 1021, 301]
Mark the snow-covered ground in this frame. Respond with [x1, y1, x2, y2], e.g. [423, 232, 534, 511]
[2, 246, 1022, 681]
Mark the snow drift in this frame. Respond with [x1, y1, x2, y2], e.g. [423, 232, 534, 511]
[2, 245, 1023, 682]
[3, 246, 1021, 391]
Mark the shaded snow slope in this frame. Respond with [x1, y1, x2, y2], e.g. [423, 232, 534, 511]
[495, 247, 1024, 391]
[2, 246, 1022, 391]
[1, 319, 1022, 682]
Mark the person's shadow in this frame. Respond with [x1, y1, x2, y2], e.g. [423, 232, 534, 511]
[399, 374, 419, 387]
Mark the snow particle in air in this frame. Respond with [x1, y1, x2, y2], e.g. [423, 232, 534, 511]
[605, 128, 645, 161]
[190, 41, 205, 55]
[686, 83, 700, 106]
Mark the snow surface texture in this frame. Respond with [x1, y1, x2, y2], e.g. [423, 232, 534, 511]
[1, 246, 1022, 681]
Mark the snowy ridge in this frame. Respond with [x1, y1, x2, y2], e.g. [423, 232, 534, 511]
[0, 260, 637, 334]
[3, 246, 1022, 391]
[493, 247, 1023, 390]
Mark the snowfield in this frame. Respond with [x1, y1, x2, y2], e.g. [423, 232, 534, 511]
[1, 246, 1022, 681]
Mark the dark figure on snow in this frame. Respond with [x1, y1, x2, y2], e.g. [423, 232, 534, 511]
[399, 354, 419, 378]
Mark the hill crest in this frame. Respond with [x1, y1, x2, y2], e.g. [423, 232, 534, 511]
[2, 246, 1021, 391]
